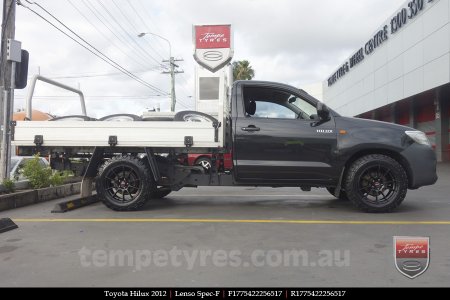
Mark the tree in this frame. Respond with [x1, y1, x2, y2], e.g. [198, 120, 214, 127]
[232, 60, 255, 81]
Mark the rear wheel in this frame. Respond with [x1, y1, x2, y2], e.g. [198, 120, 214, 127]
[142, 117, 174, 121]
[344, 154, 408, 213]
[96, 155, 154, 211]
[326, 187, 349, 201]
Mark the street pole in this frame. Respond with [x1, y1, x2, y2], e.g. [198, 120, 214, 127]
[162, 57, 183, 112]
[138, 32, 183, 112]
[0, 0, 16, 180]
[169, 57, 176, 112]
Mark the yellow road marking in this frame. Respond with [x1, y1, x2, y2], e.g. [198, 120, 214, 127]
[11, 218, 450, 225]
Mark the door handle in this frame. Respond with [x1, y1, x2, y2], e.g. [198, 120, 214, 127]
[241, 126, 260, 132]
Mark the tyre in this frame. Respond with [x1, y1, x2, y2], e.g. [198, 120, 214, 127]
[99, 114, 142, 121]
[326, 187, 349, 201]
[142, 116, 174, 121]
[96, 155, 154, 211]
[344, 154, 408, 213]
[152, 187, 172, 199]
[174, 111, 218, 123]
[50, 115, 95, 121]
[195, 157, 212, 171]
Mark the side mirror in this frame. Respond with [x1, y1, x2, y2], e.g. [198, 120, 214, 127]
[317, 102, 330, 121]
[309, 114, 319, 120]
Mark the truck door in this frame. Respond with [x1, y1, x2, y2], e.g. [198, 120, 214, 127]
[233, 83, 338, 184]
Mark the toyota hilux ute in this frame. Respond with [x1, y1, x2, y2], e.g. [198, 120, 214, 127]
[13, 80, 438, 213]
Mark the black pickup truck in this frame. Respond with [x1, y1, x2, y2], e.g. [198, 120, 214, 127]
[89, 80, 438, 213]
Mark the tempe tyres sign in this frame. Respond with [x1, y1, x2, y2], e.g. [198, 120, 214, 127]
[327, 0, 436, 87]
[193, 24, 233, 72]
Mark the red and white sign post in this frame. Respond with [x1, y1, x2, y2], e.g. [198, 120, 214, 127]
[193, 25, 233, 72]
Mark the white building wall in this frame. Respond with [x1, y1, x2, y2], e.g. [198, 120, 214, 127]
[323, 0, 450, 116]
[302, 82, 323, 101]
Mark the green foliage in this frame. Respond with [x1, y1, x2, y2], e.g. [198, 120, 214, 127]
[232, 60, 255, 81]
[49, 170, 73, 187]
[23, 155, 52, 188]
[2, 179, 15, 193]
[23, 155, 71, 189]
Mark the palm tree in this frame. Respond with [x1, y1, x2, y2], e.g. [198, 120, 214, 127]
[232, 60, 255, 80]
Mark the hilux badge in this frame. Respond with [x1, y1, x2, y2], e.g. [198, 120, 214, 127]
[317, 129, 333, 133]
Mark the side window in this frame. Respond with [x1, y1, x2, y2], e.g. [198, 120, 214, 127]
[243, 86, 317, 120]
[253, 102, 296, 119]
[289, 97, 317, 119]
[18, 159, 28, 169]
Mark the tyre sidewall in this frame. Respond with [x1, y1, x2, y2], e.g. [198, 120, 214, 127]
[174, 111, 218, 123]
[96, 156, 154, 210]
[99, 114, 142, 121]
[50, 115, 94, 121]
[345, 155, 407, 213]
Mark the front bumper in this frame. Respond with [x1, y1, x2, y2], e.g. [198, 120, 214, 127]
[401, 143, 438, 189]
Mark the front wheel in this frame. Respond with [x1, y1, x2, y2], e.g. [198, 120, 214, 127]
[344, 154, 408, 213]
[96, 155, 154, 211]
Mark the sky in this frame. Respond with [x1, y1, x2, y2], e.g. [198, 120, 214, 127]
[3, 0, 406, 118]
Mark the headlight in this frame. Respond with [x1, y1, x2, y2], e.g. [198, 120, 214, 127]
[405, 131, 431, 147]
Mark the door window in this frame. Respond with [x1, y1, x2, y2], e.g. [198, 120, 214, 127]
[253, 102, 296, 119]
[243, 87, 317, 120]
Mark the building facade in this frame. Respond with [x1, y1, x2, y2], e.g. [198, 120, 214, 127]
[323, 0, 450, 162]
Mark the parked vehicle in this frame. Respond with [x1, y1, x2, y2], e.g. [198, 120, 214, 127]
[179, 153, 233, 172]
[10, 156, 49, 181]
[13, 80, 437, 212]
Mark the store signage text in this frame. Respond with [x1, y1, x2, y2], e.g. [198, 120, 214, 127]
[327, 0, 434, 87]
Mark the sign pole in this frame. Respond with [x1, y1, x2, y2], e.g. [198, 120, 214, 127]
[0, 0, 16, 180]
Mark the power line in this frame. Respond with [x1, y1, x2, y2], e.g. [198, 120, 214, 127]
[178, 73, 194, 96]
[39, 67, 163, 79]
[106, 0, 186, 111]
[80, 0, 163, 69]
[134, 0, 168, 54]
[25, 0, 165, 91]
[110, 0, 165, 61]
[14, 94, 190, 108]
[127, 1, 170, 58]
[15, 95, 168, 99]
[176, 74, 195, 108]
[15, 94, 166, 97]
[17, 0, 168, 95]
[136, 0, 164, 39]
[95, 0, 164, 67]
[67, 0, 160, 71]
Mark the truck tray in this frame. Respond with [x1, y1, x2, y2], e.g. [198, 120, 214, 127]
[12, 121, 221, 148]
